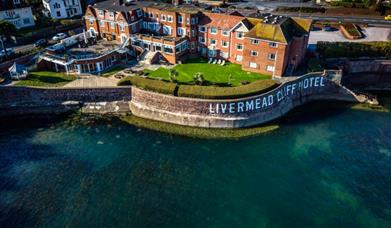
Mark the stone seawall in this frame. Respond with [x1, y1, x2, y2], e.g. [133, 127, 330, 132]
[130, 72, 360, 128]
[0, 87, 132, 116]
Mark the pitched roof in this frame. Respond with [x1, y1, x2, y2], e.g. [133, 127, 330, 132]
[245, 17, 312, 43]
[200, 12, 245, 30]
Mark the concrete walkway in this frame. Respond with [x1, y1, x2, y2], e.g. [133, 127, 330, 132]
[64, 75, 119, 88]
[309, 27, 391, 44]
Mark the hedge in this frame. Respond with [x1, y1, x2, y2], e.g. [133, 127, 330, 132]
[118, 76, 177, 95]
[317, 41, 391, 58]
[177, 79, 279, 99]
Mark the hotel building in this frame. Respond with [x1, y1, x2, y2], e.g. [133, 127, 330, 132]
[83, 0, 311, 77]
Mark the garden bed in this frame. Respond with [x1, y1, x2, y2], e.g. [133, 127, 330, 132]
[340, 24, 363, 40]
[14, 71, 76, 87]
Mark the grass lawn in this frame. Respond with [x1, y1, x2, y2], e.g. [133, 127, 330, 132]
[101, 66, 127, 77]
[144, 58, 271, 86]
[15, 71, 76, 87]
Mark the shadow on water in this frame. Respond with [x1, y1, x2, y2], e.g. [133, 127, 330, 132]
[0, 114, 95, 228]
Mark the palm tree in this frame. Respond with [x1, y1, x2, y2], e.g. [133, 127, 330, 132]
[193, 72, 204, 85]
[168, 69, 178, 83]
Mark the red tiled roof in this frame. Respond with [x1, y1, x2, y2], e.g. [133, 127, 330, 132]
[200, 13, 245, 30]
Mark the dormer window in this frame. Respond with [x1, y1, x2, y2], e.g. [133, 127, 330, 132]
[98, 10, 104, 16]
[109, 12, 114, 17]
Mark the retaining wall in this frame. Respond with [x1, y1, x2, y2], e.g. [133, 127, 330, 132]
[130, 72, 359, 128]
[0, 86, 132, 116]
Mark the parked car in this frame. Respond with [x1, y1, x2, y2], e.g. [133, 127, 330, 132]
[385, 15, 391, 21]
[34, 39, 48, 47]
[323, 25, 334, 32]
[0, 48, 15, 57]
[52, 33, 67, 41]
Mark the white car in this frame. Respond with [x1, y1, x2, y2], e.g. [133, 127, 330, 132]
[52, 33, 67, 41]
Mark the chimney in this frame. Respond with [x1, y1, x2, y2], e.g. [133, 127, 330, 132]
[172, 0, 182, 6]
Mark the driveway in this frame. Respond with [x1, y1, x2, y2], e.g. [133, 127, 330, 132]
[309, 27, 391, 44]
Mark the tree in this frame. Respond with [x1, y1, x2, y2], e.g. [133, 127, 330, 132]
[168, 69, 178, 83]
[0, 20, 17, 37]
[193, 72, 204, 85]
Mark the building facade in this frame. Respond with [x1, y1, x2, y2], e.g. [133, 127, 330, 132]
[0, 0, 35, 29]
[84, 0, 311, 77]
[42, 0, 83, 19]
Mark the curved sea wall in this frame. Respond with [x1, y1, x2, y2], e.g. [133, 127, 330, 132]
[130, 72, 360, 128]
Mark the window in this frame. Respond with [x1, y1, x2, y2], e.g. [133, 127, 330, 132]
[131, 16, 135, 21]
[178, 16, 182, 23]
[267, 65, 275, 72]
[149, 12, 153, 18]
[222, 30, 229, 36]
[236, 32, 244, 39]
[268, 53, 276, 60]
[56, 11, 61, 17]
[269, 42, 278, 48]
[199, 26, 206, 33]
[99, 20, 104, 27]
[191, 18, 195, 25]
[164, 46, 173, 54]
[109, 12, 114, 17]
[54, 3, 60, 9]
[191, 42, 195, 49]
[120, 24, 125, 31]
[98, 10, 103, 16]
[177, 27, 185, 36]
[137, 10, 142, 17]
[110, 22, 115, 28]
[89, 19, 94, 25]
[250, 50, 258, 56]
[236, 44, 243, 50]
[221, 41, 229, 47]
[198, 37, 205, 43]
[186, 18, 190, 25]
[167, 16, 173, 22]
[249, 62, 257, 69]
[191, 29, 195, 37]
[251, 39, 259, 45]
[161, 15, 166, 21]
[210, 39, 216, 45]
[163, 25, 171, 35]
[236, 55, 242, 62]
[23, 18, 30, 24]
[221, 52, 228, 58]
[210, 27, 217, 34]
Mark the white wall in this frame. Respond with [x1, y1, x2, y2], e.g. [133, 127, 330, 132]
[0, 7, 35, 29]
[43, 0, 83, 19]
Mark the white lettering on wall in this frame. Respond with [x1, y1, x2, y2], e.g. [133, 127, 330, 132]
[208, 76, 328, 115]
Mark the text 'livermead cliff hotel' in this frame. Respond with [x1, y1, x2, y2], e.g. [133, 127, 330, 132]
[83, 0, 311, 77]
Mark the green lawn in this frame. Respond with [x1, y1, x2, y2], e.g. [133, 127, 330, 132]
[15, 71, 76, 87]
[144, 58, 271, 86]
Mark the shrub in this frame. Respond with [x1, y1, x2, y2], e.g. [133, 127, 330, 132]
[177, 79, 279, 99]
[118, 76, 177, 95]
[317, 41, 391, 58]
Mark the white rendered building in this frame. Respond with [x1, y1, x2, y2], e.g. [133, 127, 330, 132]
[42, 0, 83, 19]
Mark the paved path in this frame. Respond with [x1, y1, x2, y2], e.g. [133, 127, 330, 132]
[64, 75, 119, 88]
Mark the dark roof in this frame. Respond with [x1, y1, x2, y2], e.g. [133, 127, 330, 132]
[93, 0, 142, 12]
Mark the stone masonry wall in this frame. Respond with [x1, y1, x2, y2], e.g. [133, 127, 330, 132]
[130, 72, 360, 128]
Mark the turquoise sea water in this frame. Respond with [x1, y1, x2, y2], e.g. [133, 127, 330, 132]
[0, 100, 391, 227]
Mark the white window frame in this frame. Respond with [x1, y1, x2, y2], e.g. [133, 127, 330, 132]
[222, 30, 229, 36]
[109, 12, 114, 17]
[268, 53, 276, 60]
[98, 10, 104, 16]
[161, 15, 166, 21]
[249, 62, 257, 69]
[236, 44, 243, 51]
[269, 42, 278, 48]
[167, 15, 173, 22]
[199, 26, 206, 33]
[236, 55, 242, 62]
[178, 15, 182, 23]
[210, 27, 217, 34]
[250, 50, 258, 56]
[221, 41, 229, 48]
[210, 38, 216, 46]
[251, 39, 259, 45]
[267, 65, 275, 72]
[198, 36, 205, 44]
[236, 32, 244, 39]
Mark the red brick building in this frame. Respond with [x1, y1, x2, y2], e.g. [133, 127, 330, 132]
[84, 0, 311, 77]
